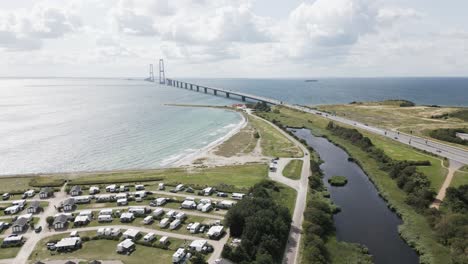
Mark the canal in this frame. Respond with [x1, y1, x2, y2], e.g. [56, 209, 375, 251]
[291, 128, 419, 264]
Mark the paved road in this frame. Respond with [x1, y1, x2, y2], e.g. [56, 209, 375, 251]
[249, 114, 310, 264]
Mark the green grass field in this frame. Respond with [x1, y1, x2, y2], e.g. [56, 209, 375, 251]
[282, 160, 303, 180]
[258, 106, 452, 264]
[271, 183, 297, 214]
[28, 231, 183, 264]
[0, 240, 21, 259]
[249, 115, 303, 158]
[451, 166, 468, 188]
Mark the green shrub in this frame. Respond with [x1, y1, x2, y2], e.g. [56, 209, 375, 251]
[328, 176, 348, 186]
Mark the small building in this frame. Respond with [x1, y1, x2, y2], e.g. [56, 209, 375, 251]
[78, 210, 93, 218]
[98, 214, 113, 222]
[74, 196, 91, 204]
[135, 184, 145, 191]
[96, 194, 113, 202]
[165, 210, 176, 218]
[128, 206, 146, 216]
[117, 198, 128, 206]
[232, 193, 245, 200]
[53, 214, 69, 230]
[62, 198, 75, 212]
[155, 197, 167, 206]
[12, 200, 26, 207]
[12, 217, 29, 233]
[190, 222, 201, 234]
[74, 215, 90, 226]
[199, 198, 211, 204]
[89, 186, 100, 195]
[120, 212, 135, 223]
[106, 184, 117, 193]
[134, 191, 146, 198]
[169, 219, 181, 230]
[115, 193, 128, 200]
[207, 225, 224, 239]
[159, 218, 170, 228]
[172, 248, 186, 263]
[153, 208, 164, 217]
[24, 189, 35, 198]
[70, 186, 82, 196]
[117, 238, 135, 254]
[159, 236, 169, 245]
[2, 235, 23, 246]
[201, 203, 212, 213]
[143, 215, 153, 225]
[158, 183, 165, 190]
[189, 239, 208, 252]
[70, 231, 79, 237]
[18, 213, 33, 222]
[4, 205, 21, 215]
[217, 200, 235, 209]
[39, 187, 53, 199]
[119, 185, 129, 192]
[175, 184, 184, 192]
[175, 212, 186, 220]
[99, 209, 113, 215]
[202, 187, 213, 196]
[55, 237, 81, 251]
[143, 232, 156, 242]
[123, 229, 140, 240]
[181, 200, 196, 209]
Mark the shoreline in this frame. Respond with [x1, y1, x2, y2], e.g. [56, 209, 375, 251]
[170, 111, 247, 167]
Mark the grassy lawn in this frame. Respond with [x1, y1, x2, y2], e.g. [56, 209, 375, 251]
[258, 106, 452, 264]
[249, 115, 303, 158]
[58, 164, 268, 193]
[29, 231, 183, 264]
[282, 160, 303, 180]
[0, 177, 32, 194]
[451, 167, 468, 188]
[271, 183, 297, 214]
[325, 236, 372, 264]
[0, 239, 22, 259]
[214, 114, 258, 157]
[317, 103, 468, 151]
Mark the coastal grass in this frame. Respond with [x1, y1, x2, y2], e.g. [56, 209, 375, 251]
[0, 177, 32, 194]
[28, 232, 182, 264]
[282, 160, 303, 180]
[249, 115, 303, 158]
[214, 117, 258, 157]
[317, 103, 468, 151]
[258, 106, 452, 264]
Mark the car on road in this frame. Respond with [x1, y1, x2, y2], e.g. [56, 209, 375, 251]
[35, 226, 42, 233]
[2, 193, 10, 200]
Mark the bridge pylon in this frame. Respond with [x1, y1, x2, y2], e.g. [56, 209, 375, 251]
[159, 59, 166, 84]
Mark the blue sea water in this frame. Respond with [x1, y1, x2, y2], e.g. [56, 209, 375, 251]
[1, 77, 467, 175]
[182, 77, 468, 106]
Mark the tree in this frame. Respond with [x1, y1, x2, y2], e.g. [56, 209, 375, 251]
[46, 216, 54, 226]
[191, 252, 207, 264]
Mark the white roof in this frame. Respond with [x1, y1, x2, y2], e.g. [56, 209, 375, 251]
[89, 186, 99, 190]
[118, 238, 134, 248]
[221, 200, 235, 205]
[144, 215, 153, 221]
[98, 214, 112, 219]
[117, 198, 127, 203]
[207, 225, 224, 235]
[74, 215, 89, 222]
[12, 200, 26, 205]
[182, 200, 196, 206]
[4, 235, 23, 242]
[190, 239, 208, 248]
[100, 209, 113, 213]
[121, 212, 134, 218]
[159, 236, 168, 242]
[74, 195, 90, 200]
[160, 218, 170, 224]
[143, 232, 155, 239]
[156, 197, 167, 202]
[18, 213, 33, 220]
[232, 193, 245, 196]
[5, 205, 20, 211]
[200, 199, 211, 204]
[55, 237, 81, 248]
[173, 248, 185, 258]
[106, 184, 116, 188]
[116, 193, 127, 198]
[123, 229, 139, 237]
[79, 210, 92, 216]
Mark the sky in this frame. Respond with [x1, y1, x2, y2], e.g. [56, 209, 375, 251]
[0, 0, 467, 78]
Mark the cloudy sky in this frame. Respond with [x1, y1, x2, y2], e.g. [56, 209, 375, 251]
[0, 0, 467, 78]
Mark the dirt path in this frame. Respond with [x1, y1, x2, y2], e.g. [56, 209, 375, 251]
[430, 160, 464, 209]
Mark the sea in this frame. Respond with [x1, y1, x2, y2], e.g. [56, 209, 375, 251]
[1, 77, 467, 175]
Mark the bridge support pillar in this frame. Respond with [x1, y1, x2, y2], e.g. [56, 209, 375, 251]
[226, 92, 230, 98]
[204, 87, 207, 93]
[190, 84, 193, 90]
[242, 96, 246, 102]
[214, 90, 217, 96]
[197, 86, 199, 92]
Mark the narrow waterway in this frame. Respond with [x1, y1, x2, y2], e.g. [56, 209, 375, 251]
[291, 128, 419, 264]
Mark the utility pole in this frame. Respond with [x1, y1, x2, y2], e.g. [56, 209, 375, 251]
[159, 59, 165, 84]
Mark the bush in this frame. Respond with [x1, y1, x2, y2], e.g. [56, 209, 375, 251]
[429, 128, 468, 146]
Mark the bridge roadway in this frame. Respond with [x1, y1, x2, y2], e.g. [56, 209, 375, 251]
[167, 79, 468, 166]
